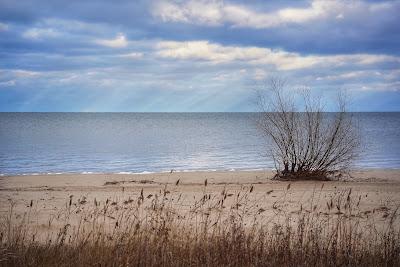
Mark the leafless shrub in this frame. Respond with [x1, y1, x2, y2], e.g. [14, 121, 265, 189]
[256, 78, 360, 180]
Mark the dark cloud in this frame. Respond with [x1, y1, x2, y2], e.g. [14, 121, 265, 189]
[1, 0, 399, 54]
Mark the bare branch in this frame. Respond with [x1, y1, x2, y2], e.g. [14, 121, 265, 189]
[256, 78, 360, 180]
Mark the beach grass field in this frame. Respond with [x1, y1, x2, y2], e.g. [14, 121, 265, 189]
[1, 170, 400, 266]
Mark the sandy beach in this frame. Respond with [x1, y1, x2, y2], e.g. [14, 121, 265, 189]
[1, 170, 400, 266]
[1, 169, 400, 226]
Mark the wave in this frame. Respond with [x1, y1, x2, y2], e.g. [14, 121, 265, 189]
[0, 167, 277, 176]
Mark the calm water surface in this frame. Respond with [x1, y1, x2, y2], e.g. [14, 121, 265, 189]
[0, 113, 399, 175]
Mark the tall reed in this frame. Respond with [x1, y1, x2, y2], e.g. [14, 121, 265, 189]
[1, 183, 399, 266]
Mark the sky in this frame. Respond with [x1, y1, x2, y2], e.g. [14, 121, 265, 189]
[0, 0, 399, 112]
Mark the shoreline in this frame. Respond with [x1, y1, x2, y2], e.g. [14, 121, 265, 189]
[0, 168, 269, 177]
[1, 167, 399, 177]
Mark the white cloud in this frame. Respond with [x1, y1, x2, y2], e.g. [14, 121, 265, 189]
[13, 70, 41, 77]
[0, 69, 41, 87]
[0, 69, 40, 78]
[119, 52, 144, 59]
[153, 0, 223, 26]
[358, 81, 400, 92]
[156, 41, 262, 62]
[382, 70, 400, 81]
[277, 1, 339, 24]
[152, 0, 338, 28]
[0, 80, 16, 87]
[316, 71, 369, 81]
[156, 40, 400, 70]
[152, 0, 395, 29]
[222, 1, 340, 28]
[95, 33, 128, 48]
[22, 28, 61, 40]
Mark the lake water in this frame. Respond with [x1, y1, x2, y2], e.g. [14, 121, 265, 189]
[0, 112, 399, 175]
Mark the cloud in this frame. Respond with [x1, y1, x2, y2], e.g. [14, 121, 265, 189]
[0, 1, 399, 111]
[95, 33, 128, 48]
[0, 80, 15, 86]
[0, 69, 41, 78]
[152, 0, 359, 28]
[118, 52, 144, 59]
[1, 1, 398, 55]
[316, 71, 367, 81]
[22, 27, 61, 40]
[152, 0, 400, 33]
[222, 0, 340, 28]
[152, 0, 223, 26]
[156, 40, 400, 70]
[0, 69, 41, 88]
[357, 81, 400, 92]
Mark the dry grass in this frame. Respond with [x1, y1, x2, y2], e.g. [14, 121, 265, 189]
[0, 182, 399, 267]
